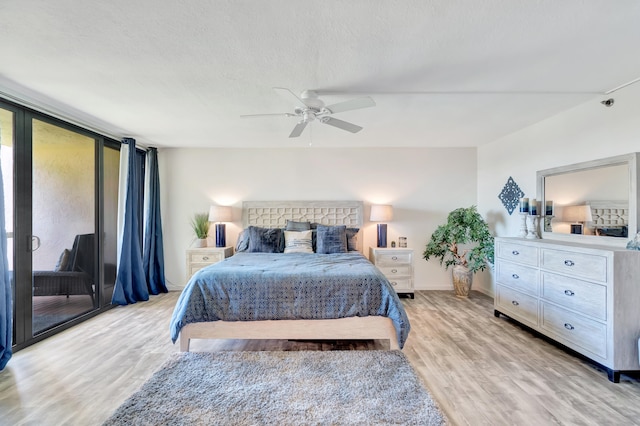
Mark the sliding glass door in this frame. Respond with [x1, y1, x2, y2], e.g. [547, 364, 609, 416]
[1, 99, 120, 350]
[31, 119, 97, 334]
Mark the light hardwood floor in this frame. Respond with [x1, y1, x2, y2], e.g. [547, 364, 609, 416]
[1, 290, 639, 425]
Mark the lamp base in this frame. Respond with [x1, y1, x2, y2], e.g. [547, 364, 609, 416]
[215, 223, 226, 247]
[377, 223, 388, 248]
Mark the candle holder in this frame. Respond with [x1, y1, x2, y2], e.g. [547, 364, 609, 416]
[518, 213, 528, 238]
[526, 215, 540, 239]
[544, 215, 554, 232]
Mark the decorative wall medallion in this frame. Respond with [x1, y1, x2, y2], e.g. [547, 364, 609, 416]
[498, 176, 524, 215]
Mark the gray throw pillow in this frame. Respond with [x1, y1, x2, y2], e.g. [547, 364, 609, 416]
[316, 225, 348, 254]
[54, 249, 71, 272]
[247, 226, 284, 253]
[236, 230, 250, 252]
[346, 228, 359, 251]
[286, 220, 311, 231]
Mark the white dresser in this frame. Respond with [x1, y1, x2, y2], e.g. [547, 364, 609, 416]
[494, 237, 640, 382]
[369, 247, 414, 298]
[185, 246, 234, 282]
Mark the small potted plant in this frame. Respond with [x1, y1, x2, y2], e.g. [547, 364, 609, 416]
[422, 206, 494, 297]
[191, 212, 210, 247]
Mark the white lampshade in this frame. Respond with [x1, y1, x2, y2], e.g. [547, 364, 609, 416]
[370, 204, 393, 222]
[562, 205, 593, 223]
[208, 205, 232, 222]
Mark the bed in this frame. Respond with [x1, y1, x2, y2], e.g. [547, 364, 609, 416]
[170, 200, 410, 351]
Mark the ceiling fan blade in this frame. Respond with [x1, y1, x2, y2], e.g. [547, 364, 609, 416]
[289, 121, 308, 138]
[321, 117, 363, 133]
[273, 87, 308, 107]
[324, 96, 376, 114]
[240, 113, 295, 118]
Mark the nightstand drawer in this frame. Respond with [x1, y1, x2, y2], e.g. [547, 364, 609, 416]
[189, 252, 224, 263]
[497, 241, 538, 266]
[496, 261, 539, 296]
[376, 252, 412, 265]
[189, 264, 210, 277]
[496, 285, 538, 327]
[378, 265, 412, 277]
[541, 302, 607, 359]
[387, 277, 412, 291]
[541, 273, 606, 320]
[541, 249, 607, 283]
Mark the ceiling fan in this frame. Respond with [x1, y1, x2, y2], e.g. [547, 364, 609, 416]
[241, 87, 376, 138]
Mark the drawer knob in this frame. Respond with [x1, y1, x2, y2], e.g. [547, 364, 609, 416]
[391, 281, 397, 286]
[203, 256, 209, 261]
[512, 250, 519, 255]
[564, 289, 575, 296]
[391, 269, 398, 273]
[512, 273, 519, 279]
[511, 300, 519, 306]
[564, 260, 575, 267]
[391, 256, 398, 261]
[564, 323, 575, 331]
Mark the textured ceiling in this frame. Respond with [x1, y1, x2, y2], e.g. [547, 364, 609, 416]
[1, 0, 640, 148]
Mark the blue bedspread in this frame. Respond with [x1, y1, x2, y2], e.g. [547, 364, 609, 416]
[169, 252, 410, 348]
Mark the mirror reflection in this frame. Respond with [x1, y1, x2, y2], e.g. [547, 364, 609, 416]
[544, 164, 629, 237]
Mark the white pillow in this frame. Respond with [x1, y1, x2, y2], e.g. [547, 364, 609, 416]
[284, 230, 314, 254]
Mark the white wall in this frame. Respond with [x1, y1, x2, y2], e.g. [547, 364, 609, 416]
[477, 83, 640, 295]
[158, 147, 477, 291]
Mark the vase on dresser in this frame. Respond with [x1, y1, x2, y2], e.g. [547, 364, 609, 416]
[452, 264, 473, 297]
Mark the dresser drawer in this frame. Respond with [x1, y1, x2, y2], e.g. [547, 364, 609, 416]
[386, 277, 412, 292]
[496, 262, 539, 296]
[189, 251, 224, 263]
[496, 285, 538, 327]
[541, 302, 607, 359]
[541, 249, 608, 282]
[541, 273, 606, 321]
[375, 252, 412, 265]
[378, 265, 412, 277]
[497, 242, 538, 266]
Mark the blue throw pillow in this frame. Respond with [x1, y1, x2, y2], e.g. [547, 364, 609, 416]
[316, 225, 348, 254]
[247, 226, 284, 253]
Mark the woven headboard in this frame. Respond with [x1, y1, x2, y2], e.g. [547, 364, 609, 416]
[242, 200, 363, 228]
[242, 200, 364, 251]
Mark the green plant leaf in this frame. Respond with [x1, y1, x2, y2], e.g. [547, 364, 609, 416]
[422, 205, 494, 274]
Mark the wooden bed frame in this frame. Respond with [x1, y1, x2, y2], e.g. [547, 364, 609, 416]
[179, 200, 402, 351]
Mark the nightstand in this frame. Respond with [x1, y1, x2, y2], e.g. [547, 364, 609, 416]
[369, 247, 414, 298]
[185, 246, 233, 281]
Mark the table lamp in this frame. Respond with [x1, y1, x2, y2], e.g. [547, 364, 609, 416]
[370, 204, 393, 248]
[208, 205, 232, 247]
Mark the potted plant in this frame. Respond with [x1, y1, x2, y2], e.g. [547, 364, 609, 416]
[422, 206, 494, 297]
[191, 212, 210, 247]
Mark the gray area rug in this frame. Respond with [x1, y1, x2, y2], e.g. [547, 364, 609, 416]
[103, 350, 446, 425]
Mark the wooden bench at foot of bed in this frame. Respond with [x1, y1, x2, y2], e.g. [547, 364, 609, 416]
[179, 316, 400, 351]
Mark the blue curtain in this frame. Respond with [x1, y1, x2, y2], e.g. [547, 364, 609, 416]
[112, 138, 149, 305]
[0, 160, 12, 370]
[143, 148, 167, 295]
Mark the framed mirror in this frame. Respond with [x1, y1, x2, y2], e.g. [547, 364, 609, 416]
[537, 153, 639, 245]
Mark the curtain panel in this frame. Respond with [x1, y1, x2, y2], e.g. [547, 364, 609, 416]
[112, 138, 149, 305]
[143, 147, 167, 295]
[0, 160, 12, 370]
